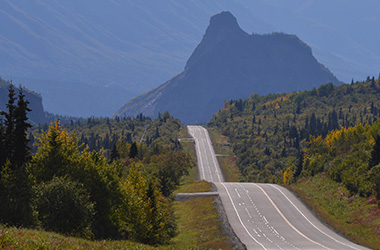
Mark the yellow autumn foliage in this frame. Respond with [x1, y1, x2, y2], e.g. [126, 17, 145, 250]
[283, 167, 293, 185]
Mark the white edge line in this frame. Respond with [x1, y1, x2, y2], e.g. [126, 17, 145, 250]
[220, 183, 267, 250]
[188, 126, 206, 180]
[271, 185, 361, 250]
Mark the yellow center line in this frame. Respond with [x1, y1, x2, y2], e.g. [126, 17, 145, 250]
[253, 183, 333, 250]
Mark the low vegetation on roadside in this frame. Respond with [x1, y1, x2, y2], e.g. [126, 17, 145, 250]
[290, 175, 380, 250]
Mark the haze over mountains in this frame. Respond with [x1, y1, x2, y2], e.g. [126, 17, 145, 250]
[1, 0, 379, 117]
[115, 12, 340, 124]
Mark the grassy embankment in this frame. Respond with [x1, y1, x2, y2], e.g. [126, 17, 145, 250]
[0, 126, 232, 250]
[290, 175, 380, 250]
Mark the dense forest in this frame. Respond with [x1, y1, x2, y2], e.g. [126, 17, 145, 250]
[0, 84, 193, 245]
[285, 121, 380, 198]
[208, 76, 380, 190]
[33, 111, 181, 158]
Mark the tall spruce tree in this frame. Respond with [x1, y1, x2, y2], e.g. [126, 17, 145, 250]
[129, 142, 138, 158]
[0, 119, 6, 167]
[110, 143, 120, 163]
[369, 135, 380, 169]
[1, 84, 17, 164]
[14, 88, 32, 167]
[0, 85, 33, 226]
[293, 151, 304, 178]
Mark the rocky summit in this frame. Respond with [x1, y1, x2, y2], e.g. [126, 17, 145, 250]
[114, 11, 341, 124]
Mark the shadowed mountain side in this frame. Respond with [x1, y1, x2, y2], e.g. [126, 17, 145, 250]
[0, 78, 45, 125]
[114, 12, 340, 124]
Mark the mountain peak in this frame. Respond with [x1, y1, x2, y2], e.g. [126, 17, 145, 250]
[185, 11, 246, 69]
[210, 11, 238, 28]
[115, 12, 341, 124]
[204, 11, 246, 41]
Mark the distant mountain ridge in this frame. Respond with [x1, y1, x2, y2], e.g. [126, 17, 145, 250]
[114, 12, 340, 123]
[2, 1, 379, 117]
[0, 0, 270, 117]
[0, 78, 45, 124]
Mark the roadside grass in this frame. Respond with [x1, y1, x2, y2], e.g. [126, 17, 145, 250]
[174, 179, 212, 194]
[0, 225, 157, 250]
[207, 127, 242, 182]
[172, 197, 233, 250]
[290, 174, 380, 250]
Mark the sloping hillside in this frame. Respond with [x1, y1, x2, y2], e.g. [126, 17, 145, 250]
[208, 77, 380, 183]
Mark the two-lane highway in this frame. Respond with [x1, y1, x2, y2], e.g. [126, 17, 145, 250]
[188, 125, 370, 250]
[215, 182, 369, 250]
[188, 125, 224, 182]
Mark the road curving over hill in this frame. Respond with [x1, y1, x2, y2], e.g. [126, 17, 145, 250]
[187, 125, 370, 250]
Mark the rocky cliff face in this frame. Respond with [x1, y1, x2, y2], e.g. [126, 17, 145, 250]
[115, 11, 341, 124]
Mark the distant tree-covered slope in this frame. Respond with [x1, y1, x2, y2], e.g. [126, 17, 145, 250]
[34, 111, 182, 159]
[115, 11, 340, 124]
[0, 78, 45, 124]
[208, 76, 380, 183]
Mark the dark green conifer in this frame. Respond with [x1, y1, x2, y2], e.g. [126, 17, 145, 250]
[0, 85, 33, 226]
[369, 135, 380, 169]
[0, 119, 6, 167]
[1, 84, 17, 163]
[129, 142, 138, 158]
[293, 151, 304, 178]
[13, 88, 32, 167]
[110, 143, 120, 162]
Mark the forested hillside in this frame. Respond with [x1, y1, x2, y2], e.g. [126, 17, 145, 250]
[294, 121, 380, 198]
[284, 120, 380, 249]
[208, 76, 380, 184]
[208, 77, 380, 247]
[1, 82, 193, 247]
[34, 111, 181, 159]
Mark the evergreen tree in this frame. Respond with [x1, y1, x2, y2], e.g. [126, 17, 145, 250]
[13, 88, 32, 167]
[110, 143, 120, 163]
[369, 135, 380, 169]
[0, 119, 6, 167]
[293, 151, 304, 178]
[0, 85, 33, 226]
[1, 84, 17, 163]
[129, 142, 138, 158]
[328, 110, 339, 131]
[296, 101, 301, 114]
[310, 113, 317, 136]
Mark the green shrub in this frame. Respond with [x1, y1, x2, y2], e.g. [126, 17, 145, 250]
[33, 176, 94, 237]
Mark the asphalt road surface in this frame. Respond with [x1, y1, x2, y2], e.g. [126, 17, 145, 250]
[188, 125, 370, 250]
[188, 125, 224, 182]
